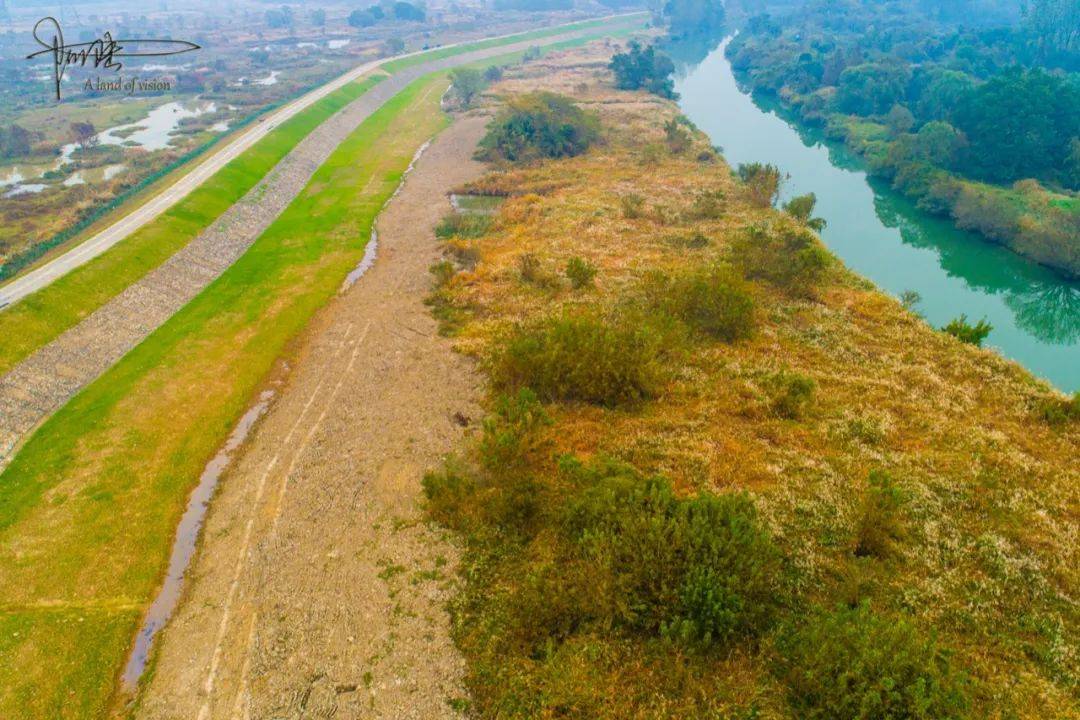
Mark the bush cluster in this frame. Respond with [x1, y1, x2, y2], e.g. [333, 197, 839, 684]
[559, 460, 782, 647]
[776, 603, 970, 720]
[652, 266, 756, 342]
[477, 92, 600, 163]
[493, 312, 665, 407]
[941, 314, 992, 346]
[435, 211, 492, 239]
[732, 223, 831, 296]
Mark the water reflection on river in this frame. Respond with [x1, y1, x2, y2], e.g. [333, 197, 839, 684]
[668, 36, 1079, 392]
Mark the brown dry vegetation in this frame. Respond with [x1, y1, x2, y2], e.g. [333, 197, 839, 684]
[425, 44, 1079, 719]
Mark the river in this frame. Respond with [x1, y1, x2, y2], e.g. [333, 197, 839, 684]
[670, 37, 1080, 393]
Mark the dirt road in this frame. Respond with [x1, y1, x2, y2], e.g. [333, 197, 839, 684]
[132, 116, 487, 719]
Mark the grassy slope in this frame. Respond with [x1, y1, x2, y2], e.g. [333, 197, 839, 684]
[425, 53, 1079, 718]
[0, 74, 449, 720]
[0, 76, 382, 375]
[0, 14, 645, 377]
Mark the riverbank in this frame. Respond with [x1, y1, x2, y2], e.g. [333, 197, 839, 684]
[424, 42, 1078, 719]
[725, 32, 1080, 280]
[672, 38, 1080, 393]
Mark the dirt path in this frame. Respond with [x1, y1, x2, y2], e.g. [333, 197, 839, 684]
[132, 116, 487, 720]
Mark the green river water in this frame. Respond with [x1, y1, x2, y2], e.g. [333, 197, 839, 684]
[671, 37, 1079, 392]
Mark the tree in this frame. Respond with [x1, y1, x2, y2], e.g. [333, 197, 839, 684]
[348, 9, 375, 27]
[737, 163, 785, 208]
[1066, 137, 1080, 190]
[1023, 0, 1080, 56]
[265, 6, 293, 29]
[393, 1, 425, 21]
[384, 37, 405, 55]
[70, 121, 97, 149]
[953, 68, 1080, 184]
[837, 62, 911, 115]
[913, 121, 966, 166]
[783, 193, 827, 231]
[477, 92, 600, 162]
[609, 41, 677, 99]
[450, 67, 485, 108]
[662, 0, 726, 37]
[310, 8, 326, 27]
[916, 69, 974, 123]
[0, 124, 33, 159]
[886, 104, 916, 137]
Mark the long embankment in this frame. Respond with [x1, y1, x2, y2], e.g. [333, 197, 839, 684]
[0, 21, 645, 720]
[0, 16, 645, 470]
[0, 15, 638, 380]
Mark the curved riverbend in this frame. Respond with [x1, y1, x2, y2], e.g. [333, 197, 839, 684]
[672, 38, 1079, 393]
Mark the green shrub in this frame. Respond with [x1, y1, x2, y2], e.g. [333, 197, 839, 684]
[686, 188, 727, 220]
[737, 162, 785, 208]
[609, 40, 677, 99]
[1034, 392, 1080, 426]
[620, 192, 646, 219]
[478, 91, 600, 162]
[942, 315, 992, 346]
[517, 252, 558, 288]
[435, 211, 493, 239]
[732, 223, 830, 295]
[561, 460, 782, 647]
[565, 256, 597, 289]
[667, 232, 711, 249]
[782, 192, 827, 231]
[770, 371, 815, 419]
[655, 266, 756, 341]
[449, 67, 486, 108]
[853, 470, 907, 559]
[422, 460, 477, 532]
[493, 313, 665, 406]
[429, 260, 455, 288]
[478, 388, 552, 477]
[664, 118, 693, 154]
[776, 604, 970, 720]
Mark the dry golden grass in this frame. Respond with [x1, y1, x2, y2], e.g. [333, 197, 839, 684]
[435, 44, 1079, 718]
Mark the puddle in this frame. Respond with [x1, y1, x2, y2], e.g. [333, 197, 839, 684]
[328, 38, 351, 49]
[4, 183, 47, 197]
[56, 101, 217, 166]
[210, 121, 230, 133]
[0, 168, 24, 187]
[120, 390, 275, 690]
[297, 42, 318, 49]
[253, 71, 280, 86]
[102, 164, 126, 181]
[137, 62, 191, 72]
[340, 140, 431, 292]
[63, 172, 85, 186]
[99, 102, 218, 151]
[450, 193, 504, 215]
[342, 229, 379, 290]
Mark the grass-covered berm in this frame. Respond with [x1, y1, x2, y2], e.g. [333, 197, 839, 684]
[421, 45, 1079, 719]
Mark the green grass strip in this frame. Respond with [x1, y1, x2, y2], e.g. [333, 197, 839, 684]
[381, 13, 646, 73]
[0, 75, 383, 376]
[0, 73, 450, 720]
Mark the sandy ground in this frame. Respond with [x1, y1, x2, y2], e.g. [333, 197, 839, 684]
[132, 115, 487, 720]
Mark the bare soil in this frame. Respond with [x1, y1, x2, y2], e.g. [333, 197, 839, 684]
[132, 115, 487, 720]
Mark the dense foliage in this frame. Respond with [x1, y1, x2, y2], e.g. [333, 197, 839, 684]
[610, 40, 678, 98]
[477, 92, 600, 162]
[728, 0, 1080, 276]
[658, 0, 727, 37]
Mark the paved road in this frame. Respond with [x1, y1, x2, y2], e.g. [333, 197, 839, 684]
[0, 14, 638, 310]
[0, 22, 633, 470]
